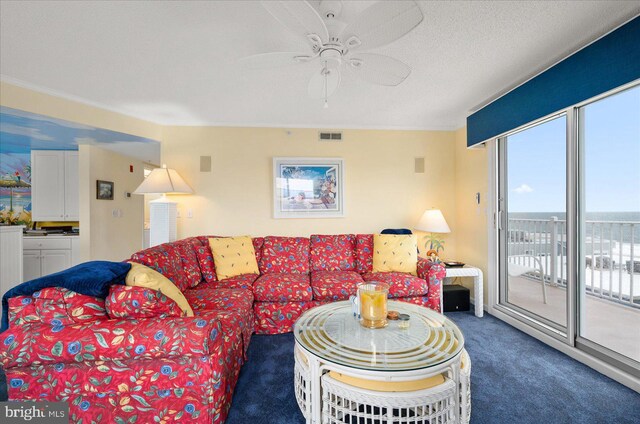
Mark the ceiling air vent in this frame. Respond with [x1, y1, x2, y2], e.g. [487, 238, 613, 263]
[319, 131, 343, 142]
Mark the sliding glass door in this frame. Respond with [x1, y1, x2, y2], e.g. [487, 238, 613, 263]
[498, 115, 568, 333]
[497, 82, 640, 373]
[577, 85, 640, 369]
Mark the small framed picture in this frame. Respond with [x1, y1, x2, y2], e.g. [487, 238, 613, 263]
[96, 180, 114, 200]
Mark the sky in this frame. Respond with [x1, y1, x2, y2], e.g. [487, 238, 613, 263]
[507, 85, 640, 213]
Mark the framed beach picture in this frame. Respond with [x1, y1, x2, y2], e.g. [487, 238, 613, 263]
[273, 157, 345, 218]
[96, 180, 114, 200]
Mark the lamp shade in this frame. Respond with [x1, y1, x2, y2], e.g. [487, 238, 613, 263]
[133, 165, 193, 195]
[415, 209, 451, 233]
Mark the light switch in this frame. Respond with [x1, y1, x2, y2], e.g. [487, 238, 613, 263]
[187, 209, 193, 219]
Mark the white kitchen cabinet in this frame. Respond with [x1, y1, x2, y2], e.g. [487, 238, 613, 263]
[64, 151, 79, 220]
[42, 250, 72, 276]
[31, 150, 79, 221]
[23, 236, 79, 280]
[22, 250, 41, 282]
[0, 226, 24, 299]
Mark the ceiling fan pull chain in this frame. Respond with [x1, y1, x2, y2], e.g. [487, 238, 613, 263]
[324, 60, 329, 109]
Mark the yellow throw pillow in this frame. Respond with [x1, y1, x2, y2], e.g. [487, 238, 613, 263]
[209, 236, 260, 280]
[126, 262, 194, 317]
[372, 234, 418, 275]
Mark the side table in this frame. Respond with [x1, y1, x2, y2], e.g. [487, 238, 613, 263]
[443, 266, 483, 317]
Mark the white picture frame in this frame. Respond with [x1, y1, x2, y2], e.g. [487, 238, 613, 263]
[273, 157, 345, 219]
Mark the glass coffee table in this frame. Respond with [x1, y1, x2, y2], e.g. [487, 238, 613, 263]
[293, 300, 470, 424]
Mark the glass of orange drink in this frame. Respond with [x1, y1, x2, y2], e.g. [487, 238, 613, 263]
[358, 282, 389, 328]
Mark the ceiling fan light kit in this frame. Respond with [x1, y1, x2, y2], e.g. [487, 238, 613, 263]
[241, 0, 424, 106]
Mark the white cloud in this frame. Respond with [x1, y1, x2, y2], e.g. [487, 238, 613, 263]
[0, 123, 54, 141]
[514, 184, 533, 194]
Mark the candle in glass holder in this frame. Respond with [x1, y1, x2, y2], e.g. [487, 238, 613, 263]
[358, 282, 389, 329]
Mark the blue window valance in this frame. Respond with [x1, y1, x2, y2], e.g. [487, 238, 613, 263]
[466, 16, 640, 147]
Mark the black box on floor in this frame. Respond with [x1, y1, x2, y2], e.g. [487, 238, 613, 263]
[443, 284, 470, 312]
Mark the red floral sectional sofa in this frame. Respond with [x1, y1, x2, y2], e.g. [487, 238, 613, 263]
[0, 234, 445, 423]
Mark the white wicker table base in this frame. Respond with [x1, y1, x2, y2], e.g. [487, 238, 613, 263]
[294, 345, 471, 424]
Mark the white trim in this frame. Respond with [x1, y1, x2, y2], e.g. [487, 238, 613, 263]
[491, 307, 640, 392]
[0, 75, 463, 131]
[487, 140, 499, 316]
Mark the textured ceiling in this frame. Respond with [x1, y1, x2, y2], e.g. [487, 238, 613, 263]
[1, 1, 638, 130]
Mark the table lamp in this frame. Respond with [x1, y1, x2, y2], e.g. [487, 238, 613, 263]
[133, 165, 193, 247]
[415, 209, 451, 259]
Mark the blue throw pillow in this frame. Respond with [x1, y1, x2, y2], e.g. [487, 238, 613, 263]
[381, 228, 413, 235]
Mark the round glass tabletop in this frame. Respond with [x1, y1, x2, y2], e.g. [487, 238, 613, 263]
[294, 300, 464, 371]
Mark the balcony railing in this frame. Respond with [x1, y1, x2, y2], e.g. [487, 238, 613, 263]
[508, 217, 639, 309]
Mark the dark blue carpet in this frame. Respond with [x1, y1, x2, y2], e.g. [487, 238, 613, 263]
[227, 311, 640, 424]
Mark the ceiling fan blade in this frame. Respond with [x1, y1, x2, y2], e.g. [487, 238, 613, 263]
[347, 53, 411, 86]
[341, 1, 423, 51]
[308, 66, 341, 99]
[238, 52, 313, 70]
[261, 1, 329, 48]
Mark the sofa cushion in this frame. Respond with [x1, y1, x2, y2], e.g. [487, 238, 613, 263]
[209, 236, 260, 280]
[372, 234, 418, 275]
[253, 273, 313, 302]
[253, 300, 325, 335]
[172, 238, 203, 288]
[106, 285, 183, 319]
[362, 272, 429, 298]
[259, 236, 310, 274]
[130, 244, 189, 291]
[7, 287, 107, 327]
[355, 234, 374, 274]
[251, 237, 265, 265]
[310, 234, 357, 272]
[125, 262, 194, 317]
[184, 288, 254, 315]
[186, 288, 255, 360]
[216, 274, 260, 290]
[310, 271, 364, 301]
[191, 274, 259, 291]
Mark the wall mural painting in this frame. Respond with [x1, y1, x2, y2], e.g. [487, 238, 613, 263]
[0, 106, 160, 226]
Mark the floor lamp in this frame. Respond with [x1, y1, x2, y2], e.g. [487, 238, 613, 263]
[134, 165, 193, 247]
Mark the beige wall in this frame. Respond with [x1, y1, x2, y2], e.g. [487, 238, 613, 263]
[161, 126, 458, 257]
[4, 82, 497, 272]
[79, 145, 146, 261]
[453, 127, 490, 302]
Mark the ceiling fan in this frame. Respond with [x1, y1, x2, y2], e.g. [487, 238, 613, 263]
[239, 0, 424, 107]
